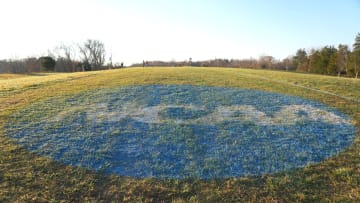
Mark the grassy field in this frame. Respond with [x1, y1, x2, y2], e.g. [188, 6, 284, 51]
[0, 67, 359, 202]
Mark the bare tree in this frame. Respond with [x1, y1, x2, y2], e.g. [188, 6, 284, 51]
[79, 39, 106, 71]
[25, 57, 40, 72]
[259, 55, 275, 69]
[53, 43, 79, 72]
[108, 50, 113, 69]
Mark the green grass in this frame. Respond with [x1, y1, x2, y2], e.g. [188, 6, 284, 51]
[0, 67, 359, 202]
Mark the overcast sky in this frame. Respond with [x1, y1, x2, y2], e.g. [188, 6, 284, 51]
[0, 0, 359, 65]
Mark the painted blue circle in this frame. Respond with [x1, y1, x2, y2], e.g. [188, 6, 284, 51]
[6, 85, 356, 179]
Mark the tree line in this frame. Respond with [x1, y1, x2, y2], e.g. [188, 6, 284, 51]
[132, 33, 360, 78]
[1, 34, 359, 78]
[291, 37, 359, 78]
[279, 33, 360, 78]
[0, 39, 115, 73]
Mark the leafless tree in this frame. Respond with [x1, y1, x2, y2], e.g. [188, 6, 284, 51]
[79, 39, 106, 71]
[107, 50, 114, 69]
[259, 55, 275, 69]
[52, 44, 79, 72]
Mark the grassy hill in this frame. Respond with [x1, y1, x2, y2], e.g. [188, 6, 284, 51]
[0, 67, 359, 202]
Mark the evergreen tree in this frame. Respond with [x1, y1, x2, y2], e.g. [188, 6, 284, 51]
[348, 52, 359, 78]
[308, 49, 321, 73]
[352, 33, 360, 78]
[353, 33, 360, 51]
[293, 49, 308, 72]
[39, 56, 56, 72]
[327, 51, 338, 75]
[318, 46, 336, 74]
[336, 44, 349, 76]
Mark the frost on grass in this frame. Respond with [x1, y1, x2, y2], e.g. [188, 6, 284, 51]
[84, 103, 348, 126]
[6, 85, 357, 179]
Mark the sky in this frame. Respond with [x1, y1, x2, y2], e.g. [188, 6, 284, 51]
[0, 0, 359, 65]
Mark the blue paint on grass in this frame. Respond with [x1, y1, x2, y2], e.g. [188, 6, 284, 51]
[5, 85, 357, 179]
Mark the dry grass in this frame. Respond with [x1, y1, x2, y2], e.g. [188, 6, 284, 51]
[0, 67, 359, 202]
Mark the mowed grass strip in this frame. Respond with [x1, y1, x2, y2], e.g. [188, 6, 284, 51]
[0, 67, 359, 202]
